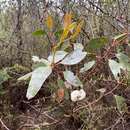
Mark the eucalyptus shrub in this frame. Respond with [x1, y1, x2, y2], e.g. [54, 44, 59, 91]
[18, 13, 96, 101]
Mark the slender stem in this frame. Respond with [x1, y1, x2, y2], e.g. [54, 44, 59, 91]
[0, 118, 10, 130]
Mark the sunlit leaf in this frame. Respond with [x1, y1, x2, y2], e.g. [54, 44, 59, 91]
[60, 22, 76, 43]
[61, 50, 87, 65]
[48, 51, 68, 63]
[26, 66, 52, 99]
[72, 20, 84, 39]
[80, 60, 95, 73]
[63, 70, 83, 87]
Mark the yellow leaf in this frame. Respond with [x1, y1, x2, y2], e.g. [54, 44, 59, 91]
[46, 15, 53, 30]
[60, 22, 76, 43]
[72, 20, 84, 39]
[68, 22, 77, 32]
[64, 12, 72, 28]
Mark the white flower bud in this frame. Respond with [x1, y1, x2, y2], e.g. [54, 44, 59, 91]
[71, 89, 86, 102]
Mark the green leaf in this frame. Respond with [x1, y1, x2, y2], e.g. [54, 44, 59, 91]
[26, 66, 52, 99]
[64, 89, 69, 100]
[32, 30, 46, 36]
[55, 29, 63, 38]
[80, 60, 95, 73]
[116, 53, 130, 71]
[0, 69, 10, 84]
[114, 95, 127, 113]
[108, 59, 123, 80]
[63, 70, 83, 87]
[57, 79, 64, 88]
[86, 37, 108, 52]
[61, 50, 87, 65]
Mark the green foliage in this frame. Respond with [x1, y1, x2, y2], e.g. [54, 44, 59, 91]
[54, 29, 63, 39]
[57, 79, 64, 88]
[63, 70, 83, 87]
[18, 13, 89, 100]
[0, 69, 10, 95]
[32, 29, 46, 36]
[26, 66, 52, 99]
[80, 60, 95, 73]
[114, 95, 127, 113]
[19, 41, 88, 99]
[109, 53, 130, 80]
[86, 37, 108, 53]
[116, 53, 130, 71]
[0, 69, 10, 84]
[108, 59, 123, 80]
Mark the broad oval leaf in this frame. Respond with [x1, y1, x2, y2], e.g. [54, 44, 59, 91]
[61, 50, 87, 65]
[86, 37, 108, 53]
[48, 51, 68, 63]
[116, 53, 130, 71]
[26, 66, 52, 99]
[63, 70, 83, 87]
[80, 60, 95, 73]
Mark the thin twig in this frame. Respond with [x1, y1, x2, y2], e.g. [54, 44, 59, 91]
[0, 118, 10, 130]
